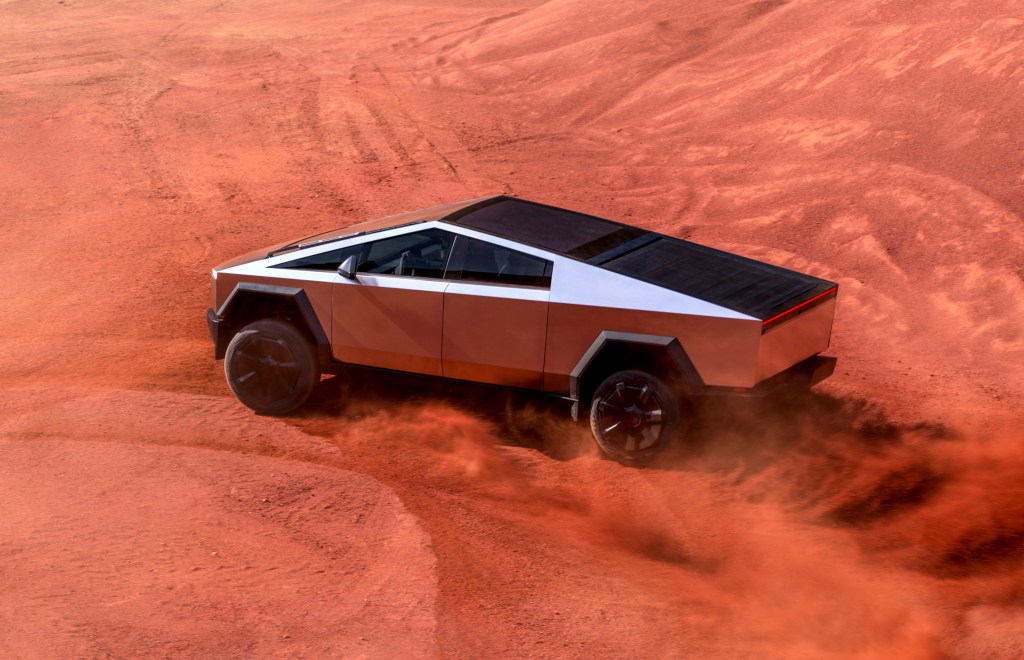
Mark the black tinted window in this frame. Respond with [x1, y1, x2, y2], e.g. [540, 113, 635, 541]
[273, 245, 359, 271]
[358, 228, 454, 279]
[448, 237, 552, 288]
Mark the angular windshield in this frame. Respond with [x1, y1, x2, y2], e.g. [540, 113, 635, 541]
[267, 197, 494, 257]
[445, 198, 648, 260]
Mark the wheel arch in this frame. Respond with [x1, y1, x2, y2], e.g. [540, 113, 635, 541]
[569, 331, 703, 420]
[213, 283, 331, 365]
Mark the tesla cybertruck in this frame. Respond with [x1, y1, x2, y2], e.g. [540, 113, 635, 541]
[207, 196, 837, 464]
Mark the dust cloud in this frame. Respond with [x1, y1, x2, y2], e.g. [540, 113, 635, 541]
[290, 375, 1023, 657]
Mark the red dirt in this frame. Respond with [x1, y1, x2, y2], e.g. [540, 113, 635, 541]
[2, 0, 1023, 657]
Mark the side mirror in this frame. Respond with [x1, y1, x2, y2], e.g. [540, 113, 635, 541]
[338, 255, 358, 280]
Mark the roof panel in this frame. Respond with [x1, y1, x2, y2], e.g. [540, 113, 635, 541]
[443, 197, 646, 260]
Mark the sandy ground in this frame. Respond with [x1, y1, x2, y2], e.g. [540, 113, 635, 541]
[2, 0, 1023, 657]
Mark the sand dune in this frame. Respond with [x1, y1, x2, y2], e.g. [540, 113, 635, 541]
[423, 0, 1024, 419]
[2, 0, 1022, 657]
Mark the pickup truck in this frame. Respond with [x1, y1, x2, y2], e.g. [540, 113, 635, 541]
[207, 195, 837, 464]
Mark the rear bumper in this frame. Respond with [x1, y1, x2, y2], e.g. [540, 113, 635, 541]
[206, 308, 227, 359]
[701, 355, 837, 398]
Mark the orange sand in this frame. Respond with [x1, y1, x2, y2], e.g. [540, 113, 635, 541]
[2, 1, 1022, 656]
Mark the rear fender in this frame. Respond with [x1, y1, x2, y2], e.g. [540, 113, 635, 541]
[569, 331, 702, 420]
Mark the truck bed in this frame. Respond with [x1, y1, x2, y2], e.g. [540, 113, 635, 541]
[597, 235, 836, 322]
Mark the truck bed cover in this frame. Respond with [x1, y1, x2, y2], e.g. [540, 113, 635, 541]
[444, 196, 836, 320]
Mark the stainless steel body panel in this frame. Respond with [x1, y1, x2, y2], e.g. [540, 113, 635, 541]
[442, 282, 548, 389]
[757, 297, 837, 382]
[332, 275, 447, 376]
[544, 303, 762, 391]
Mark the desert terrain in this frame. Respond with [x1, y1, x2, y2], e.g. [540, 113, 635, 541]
[2, 0, 1023, 657]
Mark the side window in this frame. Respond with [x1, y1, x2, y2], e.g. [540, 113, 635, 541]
[273, 245, 359, 271]
[357, 228, 454, 279]
[447, 237, 552, 288]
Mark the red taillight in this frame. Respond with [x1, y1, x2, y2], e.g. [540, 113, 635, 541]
[761, 286, 837, 333]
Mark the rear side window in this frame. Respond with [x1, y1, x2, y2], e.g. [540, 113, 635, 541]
[447, 236, 552, 288]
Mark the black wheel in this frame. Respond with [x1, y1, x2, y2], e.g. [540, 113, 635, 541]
[224, 319, 320, 416]
[589, 369, 682, 465]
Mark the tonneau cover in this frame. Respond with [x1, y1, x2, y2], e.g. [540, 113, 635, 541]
[443, 196, 836, 320]
[598, 237, 835, 320]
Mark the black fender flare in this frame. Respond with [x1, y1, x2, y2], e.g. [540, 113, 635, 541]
[209, 283, 330, 365]
[569, 331, 703, 420]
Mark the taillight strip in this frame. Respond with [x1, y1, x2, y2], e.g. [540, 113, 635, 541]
[761, 286, 837, 333]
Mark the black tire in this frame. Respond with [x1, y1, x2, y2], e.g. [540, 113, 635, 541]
[589, 369, 683, 466]
[224, 319, 320, 416]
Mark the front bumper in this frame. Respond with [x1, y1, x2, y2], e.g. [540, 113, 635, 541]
[206, 308, 227, 359]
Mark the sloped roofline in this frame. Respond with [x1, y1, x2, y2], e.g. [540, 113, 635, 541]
[256, 194, 836, 321]
[263, 195, 506, 259]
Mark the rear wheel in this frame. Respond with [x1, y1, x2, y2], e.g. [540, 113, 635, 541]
[589, 369, 682, 465]
[225, 319, 320, 415]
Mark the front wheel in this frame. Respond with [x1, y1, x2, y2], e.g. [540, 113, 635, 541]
[225, 319, 320, 415]
[589, 369, 683, 465]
